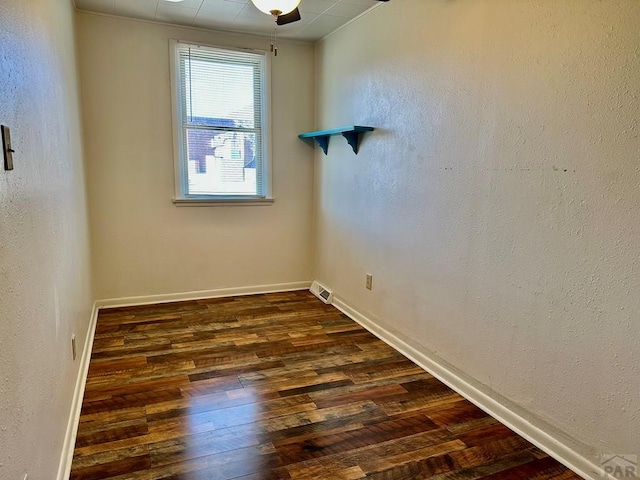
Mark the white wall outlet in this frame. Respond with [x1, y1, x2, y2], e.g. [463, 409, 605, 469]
[71, 334, 77, 361]
[366, 274, 373, 290]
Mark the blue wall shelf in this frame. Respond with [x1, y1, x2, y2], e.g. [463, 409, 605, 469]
[298, 126, 375, 155]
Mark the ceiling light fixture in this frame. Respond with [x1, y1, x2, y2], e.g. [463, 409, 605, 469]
[250, 0, 301, 16]
[251, 0, 302, 56]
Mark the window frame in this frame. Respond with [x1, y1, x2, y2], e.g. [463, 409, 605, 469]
[169, 39, 273, 206]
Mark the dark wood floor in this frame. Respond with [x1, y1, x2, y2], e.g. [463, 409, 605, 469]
[70, 290, 581, 480]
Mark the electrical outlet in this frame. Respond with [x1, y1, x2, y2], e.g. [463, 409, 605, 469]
[366, 274, 373, 290]
[71, 335, 77, 361]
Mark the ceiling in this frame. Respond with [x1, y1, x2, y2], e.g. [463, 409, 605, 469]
[74, 0, 381, 41]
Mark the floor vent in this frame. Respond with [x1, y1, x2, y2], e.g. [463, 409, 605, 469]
[310, 281, 333, 304]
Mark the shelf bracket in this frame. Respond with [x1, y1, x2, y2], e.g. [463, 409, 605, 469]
[341, 131, 362, 154]
[314, 136, 330, 155]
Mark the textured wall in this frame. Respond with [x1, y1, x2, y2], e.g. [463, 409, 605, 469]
[315, 0, 639, 464]
[77, 13, 315, 300]
[0, 0, 94, 478]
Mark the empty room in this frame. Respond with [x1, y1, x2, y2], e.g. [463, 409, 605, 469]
[0, 0, 638, 479]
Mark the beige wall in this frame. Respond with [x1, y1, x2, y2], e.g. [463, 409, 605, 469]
[77, 13, 315, 300]
[0, 0, 94, 478]
[315, 0, 639, 466]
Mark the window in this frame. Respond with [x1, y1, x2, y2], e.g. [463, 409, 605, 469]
[170, 40, 271, 204]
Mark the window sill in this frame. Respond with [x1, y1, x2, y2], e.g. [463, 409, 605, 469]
[172, 197, 274, 207]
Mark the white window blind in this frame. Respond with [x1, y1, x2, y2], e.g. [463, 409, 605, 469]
[172, 41, 269, 200]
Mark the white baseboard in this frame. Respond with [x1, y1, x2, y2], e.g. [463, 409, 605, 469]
[331, 295, 603, 480]
[56, 301, 99, 480]
[95, 281, 313, 309]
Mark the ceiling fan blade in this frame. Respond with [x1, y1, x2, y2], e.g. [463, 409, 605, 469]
[276, 7, 301, 25]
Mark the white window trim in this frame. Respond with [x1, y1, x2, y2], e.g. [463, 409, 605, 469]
[169, 39, 273, 206]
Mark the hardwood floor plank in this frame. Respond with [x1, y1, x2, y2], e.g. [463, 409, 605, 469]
[83, 376, 191, 400]
[80, 388, 184, 415]
[477, 455, 567, 479]
[70, 291, 581, 479]
[275, 413, 440, 464]
[449, 436, 535, 469]
[359, 439, 467, 475]
[70, 452, 152, 480]
[312, 384, 408, 409]
[72, 444, 150, 470]
[75, 419, 149, 448]
[366, 453, 459, 480]
[426, 451, 544, 480]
